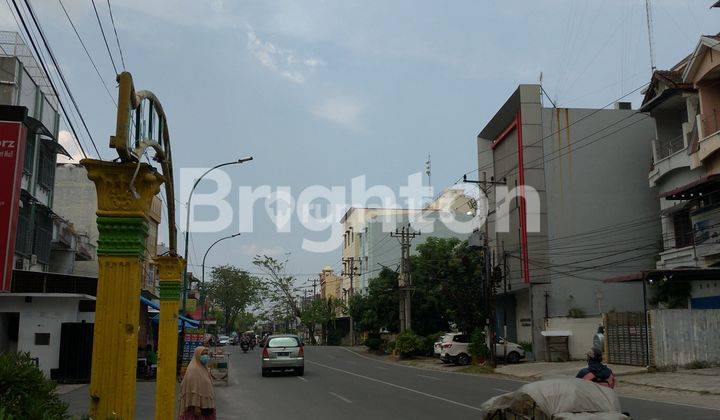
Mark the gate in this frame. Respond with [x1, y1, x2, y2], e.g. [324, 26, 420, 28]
[54, 322, 94, 383]
[604, 312, 649, 366]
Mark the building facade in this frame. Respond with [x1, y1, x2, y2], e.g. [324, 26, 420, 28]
[476, 85, 660, 360]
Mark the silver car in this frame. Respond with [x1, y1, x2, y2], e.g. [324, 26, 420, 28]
[261, 334, 304, 376]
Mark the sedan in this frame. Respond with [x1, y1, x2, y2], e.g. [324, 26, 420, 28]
[261, 334, 304, 376]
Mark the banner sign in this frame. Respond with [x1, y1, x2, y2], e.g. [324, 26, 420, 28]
[180, 328, 205, 376]
[0, 119, 27, 292]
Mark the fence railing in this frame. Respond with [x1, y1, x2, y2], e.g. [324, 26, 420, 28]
[33, 225, 51, 264]
[654, 135, 686, 161]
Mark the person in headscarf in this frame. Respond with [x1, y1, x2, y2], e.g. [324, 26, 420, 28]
[179, 346, 216, 419]
[576, 348, 616, 389]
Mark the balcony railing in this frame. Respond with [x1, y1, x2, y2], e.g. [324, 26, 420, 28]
[15, 213, 32, 256]
[701, 109, 720, 140]
[33, 225, 51, 264]
[654, 135, 686, 161]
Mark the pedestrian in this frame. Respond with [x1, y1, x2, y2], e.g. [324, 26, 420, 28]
[576, 348, 616, 389]
[145, 344, 157, 378]
[178, 346, 216, 419]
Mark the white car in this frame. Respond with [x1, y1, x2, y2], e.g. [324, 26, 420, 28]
[439, 333, 526, 365]
[218, 335, 231, 346]
[433, 333, 455, 357]
[439, 333, 471, 365]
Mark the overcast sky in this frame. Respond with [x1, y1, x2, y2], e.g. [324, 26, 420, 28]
[2, 1, 717, 284]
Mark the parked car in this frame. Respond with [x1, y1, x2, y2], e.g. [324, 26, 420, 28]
[495, 336, 526, 364]
[218, 335, 231, 346]
[434, 333, 455, 357]
[261, 334, 304, 376]
[440, 333, 471, 365]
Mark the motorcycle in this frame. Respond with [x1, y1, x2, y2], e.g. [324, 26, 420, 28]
[240, 340, 249, 353]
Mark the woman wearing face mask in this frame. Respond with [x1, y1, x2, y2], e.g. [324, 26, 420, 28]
[179, 346, 216, 419]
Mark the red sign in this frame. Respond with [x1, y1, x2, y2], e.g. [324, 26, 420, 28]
[0, 120, 26, 291]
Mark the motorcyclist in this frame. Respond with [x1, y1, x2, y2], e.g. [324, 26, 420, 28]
[576, 348, 616, 388]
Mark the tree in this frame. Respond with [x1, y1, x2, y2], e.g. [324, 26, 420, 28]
[207, 265, 259, 332]
[301, 297, 344, 345]
[442, 240, 487, 334]
[348, 268, 399, 334]
[253, 255, 320, 344]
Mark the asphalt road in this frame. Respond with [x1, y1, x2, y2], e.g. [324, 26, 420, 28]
[61, 346, 720, 419]
[215, 346, 720, 420]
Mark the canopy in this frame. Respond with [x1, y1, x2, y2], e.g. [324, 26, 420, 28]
[141, 296, 199, 329]
[480, 379, 626, 420]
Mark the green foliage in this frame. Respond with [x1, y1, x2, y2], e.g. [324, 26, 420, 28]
[568, 307, 585, 318]
[0, 352, 69, 419]
[468, 329, 490, 361]
[420, 332, 444, 357]
[365, 337, 383, 352]
[347, 269, 399, 333]
[519, 341, 533, 353]
[207, 265, 260, 332]
[649, 279, 692, 309]
[385, 340, 396, 354]
[394, 330, 424, 358]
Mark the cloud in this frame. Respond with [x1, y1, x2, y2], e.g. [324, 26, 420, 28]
[311, 95, 364, 127]
[246, 27, 323, 84]
[56, 130, 85, 164]
[240, 243, 285, 258]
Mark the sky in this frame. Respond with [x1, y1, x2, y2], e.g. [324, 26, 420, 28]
[1, 0, 717, 285]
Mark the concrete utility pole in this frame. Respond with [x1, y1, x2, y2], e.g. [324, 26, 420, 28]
[341, 257, 360, 345]
[463, 173, 506, 368]
[391, 224, 420, 332]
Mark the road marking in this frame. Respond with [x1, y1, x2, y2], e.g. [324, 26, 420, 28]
[618, 394, 720, 412]
[329, 392, 352, 403]
[374, 366, 388, 370]
[417, 374, 442, 381]
[297, 376, 308, 383]
[493, 388, 512, 393]
[309, 360, 483, 412]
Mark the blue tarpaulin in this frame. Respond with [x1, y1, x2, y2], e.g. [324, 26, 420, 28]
[141, 296, 200, 328]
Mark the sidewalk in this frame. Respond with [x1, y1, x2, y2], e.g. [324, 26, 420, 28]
[496, 361, 720, 395]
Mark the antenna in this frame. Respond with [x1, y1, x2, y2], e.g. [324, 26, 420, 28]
[645, 0, 656, 72]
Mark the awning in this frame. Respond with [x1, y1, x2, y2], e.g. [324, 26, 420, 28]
[41, 137, 71, 158]
[141, 296, 200, 328]
[658, 174, 720, 199]
[659, 201, 692, 216]
[604, 268, 720, 283]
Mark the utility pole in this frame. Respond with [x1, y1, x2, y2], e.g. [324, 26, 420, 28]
[463, 173, 506, 368]
[312, 277, 318, 300]
[391, 224, 421, 332]
[341, 257, 360, 345]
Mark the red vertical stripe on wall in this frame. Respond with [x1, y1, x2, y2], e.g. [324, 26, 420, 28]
[516, 112, 530, 283]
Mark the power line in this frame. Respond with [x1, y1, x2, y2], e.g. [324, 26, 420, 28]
[105, 0, 125, 71]
[9, 0, 89, 159]
[57, 0, 116, 106]
[90, 0, 118, 75]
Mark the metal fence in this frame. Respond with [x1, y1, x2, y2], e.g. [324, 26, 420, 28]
[604, 312, 649, 366]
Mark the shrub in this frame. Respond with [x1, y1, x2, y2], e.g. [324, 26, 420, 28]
[519, 341, 533, 353]
[365, 337, 383, 352]
[420, 332, 443, 357]
[568, 307, 585, 318]
[0, 352, 70, 419]
[384, 340, 396, 354]
[468, 329, 490, 362]
[394, 330, 423, 358]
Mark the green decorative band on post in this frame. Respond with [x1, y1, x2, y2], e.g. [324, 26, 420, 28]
[159, 280, 181, 301]
[96, 216, 149, 256]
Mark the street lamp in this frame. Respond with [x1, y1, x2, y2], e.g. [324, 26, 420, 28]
[182, 157, 253, 313]
[200, 233, 241, 320]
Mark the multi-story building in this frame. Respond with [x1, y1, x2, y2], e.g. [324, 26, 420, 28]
[636, 35, 720, 309]
[0, 31, 97, 376]
[319, 266, 343, 301]
[476, 84, 660, 360]
[340, 188, 474, 293]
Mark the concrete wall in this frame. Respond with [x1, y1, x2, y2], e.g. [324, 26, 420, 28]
[53, 164, 99, 277]
[546, 315, 603, 360]
[0, 295, 95, 375]
[651, 309, 720, 368]
[541, 107, 659, 319]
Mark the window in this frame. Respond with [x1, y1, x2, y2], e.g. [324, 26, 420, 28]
[673, 210, 693, 248]
[34, 333, 50, 345]
[37, 146, 55, 190]
[267, 337, 300, 348]
[23, 134, 35, 174]
[452, 334, 469, 343]
[78, 300, 96, 312]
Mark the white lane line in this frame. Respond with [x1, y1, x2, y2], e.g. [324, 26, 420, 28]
[417, 374, 442, 381]
[329, 392, 352, 404]
[493, 388, 512, 393]
[618, 394, 720, 412]
[308, 360, 482, 412]
[374, 366, 388, 370]
[297, 376, 308, 383]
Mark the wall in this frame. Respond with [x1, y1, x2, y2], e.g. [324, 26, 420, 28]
[546, 315, 603, 360]
[0, 295, 94, 375]
[542, 107, 659, 319]
[514, 288, 532, 344]
[651, 309, 720, 368]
